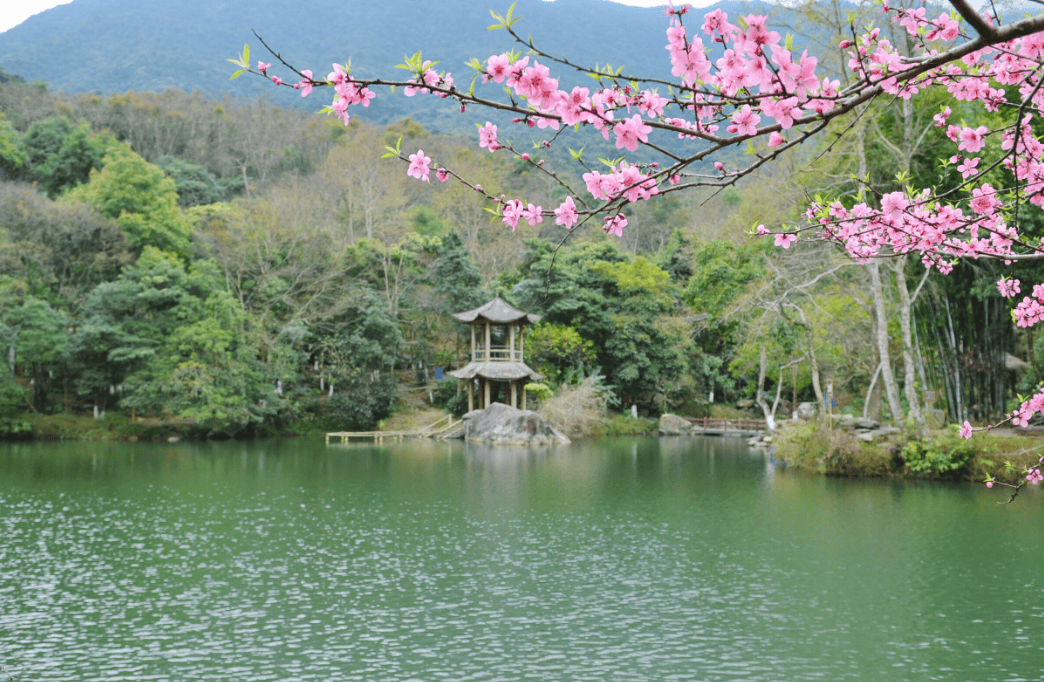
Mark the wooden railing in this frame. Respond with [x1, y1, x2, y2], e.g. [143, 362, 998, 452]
[684, 417, 766, 431]
[472, 347, 524, 362]
[326, 414, 462, 444]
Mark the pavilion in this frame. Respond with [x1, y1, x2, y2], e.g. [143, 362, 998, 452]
[448, 296, 543, 412]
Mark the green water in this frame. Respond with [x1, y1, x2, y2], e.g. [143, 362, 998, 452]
[1, 436, 1041, 681]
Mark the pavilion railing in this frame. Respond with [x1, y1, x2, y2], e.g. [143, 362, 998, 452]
[472, 347, 524, 362]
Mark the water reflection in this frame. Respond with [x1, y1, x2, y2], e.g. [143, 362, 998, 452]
[1, 437, 1041, 681]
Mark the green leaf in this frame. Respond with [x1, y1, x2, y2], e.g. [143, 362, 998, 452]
[569, 147, 584, 160]
[229, 69, 245, 80]
[243, 43, 250, 65]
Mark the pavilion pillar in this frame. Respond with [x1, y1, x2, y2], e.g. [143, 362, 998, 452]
[522, 384, 527, 411]
[471, 325, 476, 361]
[483, 377, 490, 408]
[467, 380, 474, 412]
[510, 379, 517, 408]
[484, 323, 491, 361]
[509, 325, 516, 361]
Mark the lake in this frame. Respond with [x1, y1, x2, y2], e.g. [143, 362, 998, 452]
[1, 436, 1041, 681]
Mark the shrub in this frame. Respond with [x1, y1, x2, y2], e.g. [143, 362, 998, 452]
[432, 377, 469, 417]
[774, 421, 893, 477]
[538, 375, 614, 438]
[326, 374, 397, 431]
[901, 426, 980, 479]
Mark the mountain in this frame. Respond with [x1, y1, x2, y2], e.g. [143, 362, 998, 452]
[0, 0, 765, 134]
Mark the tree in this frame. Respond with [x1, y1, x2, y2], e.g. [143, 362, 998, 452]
[155, 155, 225, 207]
[65, 144, 192, 256]
[515, 240, 687, 412]
[245, 1, 1044, 486]
[0, 182, 130, 307]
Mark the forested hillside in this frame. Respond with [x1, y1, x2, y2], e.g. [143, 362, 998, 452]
[0, 79, 770, 438]
[1, 0, 1039, 443]
[0, 0, 765, 140]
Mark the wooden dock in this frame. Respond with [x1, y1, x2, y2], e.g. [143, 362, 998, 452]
[326, 414, 462, 444]
[684, 417, 766, 437]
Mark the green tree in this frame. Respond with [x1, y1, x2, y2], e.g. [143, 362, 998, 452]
[22, 118, 114, 196]
[0, 115, 27, 181]
[0, 183, 129, 306]
[319, 288, 404, 431]
[65, 145, 191, 256]
[516, 240, 687, 413]
[155, 155, 225, 207]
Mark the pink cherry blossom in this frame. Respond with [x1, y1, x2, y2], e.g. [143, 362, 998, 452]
[774, 233, 797, 248]
[613, 115, 653, 152]
[957, 156, 980, 178]
[521, 203, 544, 226]
[554, 197, 579, 229]
[958, 126, 989, 153]
[501, 199, 523, 231]
[960, 421, 973, 439]
[726, 105, 760, 136]
[294, 69, 313, 97]
[998, 278, 1021, 298]
[485, 54, 511, 83]
[407, 150, 432, 183]
[478, 122, 499, 152]
[603, 213, 628, 237]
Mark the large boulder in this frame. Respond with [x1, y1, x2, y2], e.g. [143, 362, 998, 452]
[796, 402, 817, 421]
[463, 403, 570, 445]
[924, 409, 946, 430]
[658, 413, 693, 436]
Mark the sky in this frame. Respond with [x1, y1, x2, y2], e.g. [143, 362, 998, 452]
[0, 0, 720, 35]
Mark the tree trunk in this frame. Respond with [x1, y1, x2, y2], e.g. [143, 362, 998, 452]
[756, 346, 777, 431]
[892, 257, 927, 435]
[868, 260, 904, 424]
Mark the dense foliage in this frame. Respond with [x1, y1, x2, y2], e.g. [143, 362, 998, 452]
[0, 45, 1038, 438]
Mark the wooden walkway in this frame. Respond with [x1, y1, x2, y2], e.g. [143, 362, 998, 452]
[326, 414, 462, 444]
[684, 417, 766, 437]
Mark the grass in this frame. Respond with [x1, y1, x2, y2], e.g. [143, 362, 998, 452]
[380, 406, 450, 433]
[773, 420, 1044, 484]
[23, 412, 167, 442]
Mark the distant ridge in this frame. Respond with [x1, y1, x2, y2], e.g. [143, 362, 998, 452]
[0, 0, 765, 133]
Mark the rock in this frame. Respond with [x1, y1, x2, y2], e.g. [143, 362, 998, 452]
[796, 402, 817, 421]
[167, 435, 180, 443]
[838, 414, 879, 430]
[924, 409, 946, 430]
[463, 402, 570, 445]
[857, 432, 875, 442]
[736, 399, 755, 409]
[658, 413, 694, 436]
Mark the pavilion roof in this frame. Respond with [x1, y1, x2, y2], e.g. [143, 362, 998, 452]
[452, 296, 542, 325]
[447, 361, 543, 382]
